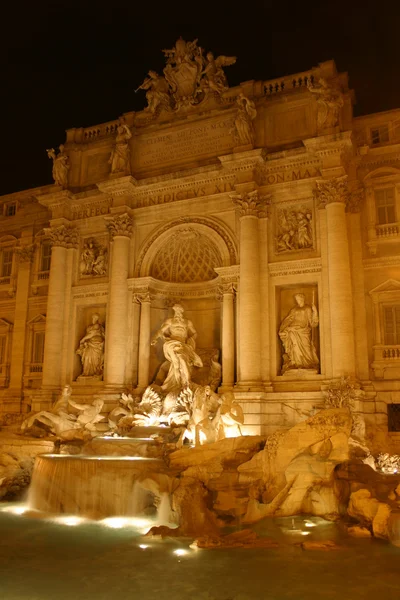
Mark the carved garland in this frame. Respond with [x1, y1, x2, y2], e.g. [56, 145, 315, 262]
[135, 216, 237, 276]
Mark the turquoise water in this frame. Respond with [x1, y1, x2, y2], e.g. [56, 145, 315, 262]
[0, 504, 399, 600]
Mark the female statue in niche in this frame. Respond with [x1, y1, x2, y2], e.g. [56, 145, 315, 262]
[279, 293, 319, 374]
[76, 313, 105, 378]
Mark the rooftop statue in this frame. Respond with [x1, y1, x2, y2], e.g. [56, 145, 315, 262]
[307, 77, 344, 131]
[46, 144, 70, 188]
[137, 38, 236, 113]
[108, 116, 132, 175]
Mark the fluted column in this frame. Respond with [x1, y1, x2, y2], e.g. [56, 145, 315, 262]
[316, 177, 356, 377]
[218, 282, 236, 388]
[231, 191, 267, 388]
[137, 292, 152, 389]
[8, 244, 35, 397]
[42, 225, 78, 389]
[104, 213, 132, 387]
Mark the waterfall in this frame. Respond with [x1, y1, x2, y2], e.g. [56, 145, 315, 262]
[28, 455, 163, 519]
[157, 492, 172, 525]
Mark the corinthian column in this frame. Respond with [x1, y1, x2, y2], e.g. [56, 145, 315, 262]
[315, 177, 356, 377]
[218, 282, 236, 389]
[42, 225, 78, 390]
[231, 190, 267, 389]
[104, 213, 133, 387]
[137, 292, 152, 389]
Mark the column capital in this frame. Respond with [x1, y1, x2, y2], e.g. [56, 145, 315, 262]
[314, 175, 349, 209]
[105, 212, 133, 239]
[346, 185, 365, 214]
[230, 190, 270, 218]
[134, 291, 152, 304]
[45, 224, 78, 249]
[15, 243, 36, 263]
[218, 282, 237, 296]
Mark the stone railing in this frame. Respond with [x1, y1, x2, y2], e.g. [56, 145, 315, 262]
[263, 71, 315, 96]
[372, 345, 400, 378]
[37, 271, 50, 281]
[66, 119, 120, 144]
[0, 276, 11, 285]
[25, 363, 43, 375]
[376, 223, 399, 238]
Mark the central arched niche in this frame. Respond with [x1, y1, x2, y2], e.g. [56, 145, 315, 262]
[150, 227, 222, 283]
[137, 220, 236, 389]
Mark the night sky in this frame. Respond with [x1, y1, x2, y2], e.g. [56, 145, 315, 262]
[1, 0, 400, 196]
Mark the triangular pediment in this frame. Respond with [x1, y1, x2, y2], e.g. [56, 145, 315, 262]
[0, 318, 13, 331]
[369, 279, 400, 295]
[27, 314, 46, 325]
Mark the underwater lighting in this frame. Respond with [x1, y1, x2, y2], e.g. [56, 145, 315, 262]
[54, 516, 85, 526]
[300, 531, 311, 536]
[101, 516, 153, 530]
[1, 505, 28, 515]
[173, 548, 187, 556]
[139, 544, 149, 549]
[304, 521, 316, 528]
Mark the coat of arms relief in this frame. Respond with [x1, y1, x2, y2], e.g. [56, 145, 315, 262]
[137, 38, 236, 113]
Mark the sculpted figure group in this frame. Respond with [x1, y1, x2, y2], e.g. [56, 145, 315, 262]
[137, 38, 236, 113]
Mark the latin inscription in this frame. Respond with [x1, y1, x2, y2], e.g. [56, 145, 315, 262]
[133, 118, 235, 171]
[136, 180, 236, 207]
[71, 199, 113, 221]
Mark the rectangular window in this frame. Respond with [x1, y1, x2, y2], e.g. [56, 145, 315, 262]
[1, 249, 13, 277]
[375, 188, 396, 225]
[371, 125, 389, 145]
[0, 334, 6, 364]
[32, 331, 45, 364]
[388, 404, 400, 432]
[384, 306, 400, 345]
[40, 241, 51, 272]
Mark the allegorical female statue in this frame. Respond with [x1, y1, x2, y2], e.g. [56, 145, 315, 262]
[279, 293, 319, 374]
[231, 93, 257, 146]
[151, 304, 203, 392]
[76, 313, 105, 378]
[109, 117, 132, 174]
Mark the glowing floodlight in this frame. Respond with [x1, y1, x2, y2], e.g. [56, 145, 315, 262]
[173, 548, 187, 556]
[1, 505, 28, 515]
[55, 515, 84, 526]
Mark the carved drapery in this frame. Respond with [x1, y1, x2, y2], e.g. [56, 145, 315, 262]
[45, 225, 78, 249]
[105, 213, 133, 239]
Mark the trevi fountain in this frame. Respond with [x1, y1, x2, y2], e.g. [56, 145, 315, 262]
[1, 37, 400, 599]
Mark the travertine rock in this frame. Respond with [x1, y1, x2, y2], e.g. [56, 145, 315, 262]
[347, 525, 372, 538]
[0, 452, 34, 499]
[348, 489, 380, 523]
[372, 502, 392, 539]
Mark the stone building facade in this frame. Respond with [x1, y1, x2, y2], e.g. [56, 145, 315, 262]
[0, 42, 399, 447]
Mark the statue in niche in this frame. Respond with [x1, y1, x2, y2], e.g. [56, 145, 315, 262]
[137, 70, 172, 113]
[200, 52, 237, 94]
[307, 78, 344, 131]
[276, 207, 313, 253]
[109, 116, 132, 174]
[231, 94, 257, 146]
[46, 145, 70, 188]
[151, 304, 203, 393]
[76, 313, 105, 378]
[79, 238, 108, 277]
[279, 293, 319, 375]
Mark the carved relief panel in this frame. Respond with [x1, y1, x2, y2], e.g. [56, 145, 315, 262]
[275, 203, 314, 255]
[79, 237, 108, 279]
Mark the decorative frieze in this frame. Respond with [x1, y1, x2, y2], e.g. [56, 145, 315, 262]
[105, 213, 133, 239]
[79, 237, 108, 278]
[269, 258, 322, 278]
